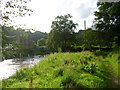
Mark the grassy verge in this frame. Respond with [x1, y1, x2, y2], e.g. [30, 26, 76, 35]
[1, 50, 119, 88]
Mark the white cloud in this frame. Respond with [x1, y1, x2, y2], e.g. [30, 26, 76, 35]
[76, 0, 97, 18]
[13, 0, 98, 32]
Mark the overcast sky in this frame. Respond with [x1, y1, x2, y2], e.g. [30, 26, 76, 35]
[14, 0, 98, 33]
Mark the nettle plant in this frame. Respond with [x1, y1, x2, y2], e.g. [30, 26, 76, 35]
[79, 54, 96, 73]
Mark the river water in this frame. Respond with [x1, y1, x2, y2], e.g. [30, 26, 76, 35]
[0, 55, 44, 80]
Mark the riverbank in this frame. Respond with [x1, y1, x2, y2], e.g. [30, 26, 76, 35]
[0, 55, 44, 80]
[1, 50, 119, 88]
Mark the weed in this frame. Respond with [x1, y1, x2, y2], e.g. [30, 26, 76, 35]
[2, 51, 119, 88]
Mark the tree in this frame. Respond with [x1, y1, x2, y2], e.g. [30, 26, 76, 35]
[37, 38, 46, 48]
[0, 0, 32, 60]
[47, 14, 78, 52]
[94, 2, 120, 31]
[1, 27, 48, 59]
[94, 1, 120, 46]
[0, 0, 33, 26]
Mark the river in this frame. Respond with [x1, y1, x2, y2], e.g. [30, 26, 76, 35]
[0, 55, 44, 80]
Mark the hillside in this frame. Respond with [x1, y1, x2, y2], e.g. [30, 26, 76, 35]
[1, 51, 119, 88]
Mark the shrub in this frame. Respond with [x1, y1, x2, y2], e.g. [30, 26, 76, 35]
[94, 50, 108, 57]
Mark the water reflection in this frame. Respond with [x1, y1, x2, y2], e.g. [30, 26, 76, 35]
[0, 55, 44, 80]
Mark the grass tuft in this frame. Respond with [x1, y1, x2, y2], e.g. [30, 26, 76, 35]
[1, 51, 119, 88]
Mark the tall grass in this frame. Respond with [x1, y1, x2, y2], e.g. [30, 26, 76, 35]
[1, 50, 119, 88]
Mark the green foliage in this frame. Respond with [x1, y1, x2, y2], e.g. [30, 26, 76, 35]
[76, 29, 114, 49]
[57, 48, 62, 52]
[37, 38, 46, 48]
[94, 2, 120, 31]
[94, 1, 120, 46]
[47, 14, 78, 52]
[2, 26, 48, 59]
[2, 51, 119, 88]
[94, 50, 108, 57]
[1, 0, 33, 26]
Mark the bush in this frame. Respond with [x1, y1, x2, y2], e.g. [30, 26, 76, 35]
[94, 50, 108, 57]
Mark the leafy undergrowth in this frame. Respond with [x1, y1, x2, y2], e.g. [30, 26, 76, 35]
[2, 51, 119, 88]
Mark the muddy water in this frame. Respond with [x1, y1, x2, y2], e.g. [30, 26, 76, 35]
[0, 55, 44, 80]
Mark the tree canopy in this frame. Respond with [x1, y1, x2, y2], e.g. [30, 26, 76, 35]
[47, 14, 78, 52]
[37, 38, 46, 48]
[94, 1, 120, 45]
[2, 26, 48, 59]
[0, 0, 33, 26]
[94, 2, 120, 31]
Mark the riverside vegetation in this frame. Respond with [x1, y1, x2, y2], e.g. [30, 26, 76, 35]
[1, 49, 119, 88]
[1, 1, 120, 88]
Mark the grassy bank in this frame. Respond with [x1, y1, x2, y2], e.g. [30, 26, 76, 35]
[1, 50, 119, 88]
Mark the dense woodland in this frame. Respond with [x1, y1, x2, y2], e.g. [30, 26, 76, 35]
[2, 26, 48, 59]
[0, 0, 120, 88]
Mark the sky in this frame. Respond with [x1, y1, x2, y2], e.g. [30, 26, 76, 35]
[14, 0, 98, 33]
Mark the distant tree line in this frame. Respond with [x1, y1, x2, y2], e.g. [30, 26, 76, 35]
[1, 1, 120, 59]
[47, 1, 120, 52]
[2, 26, 48, 59]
